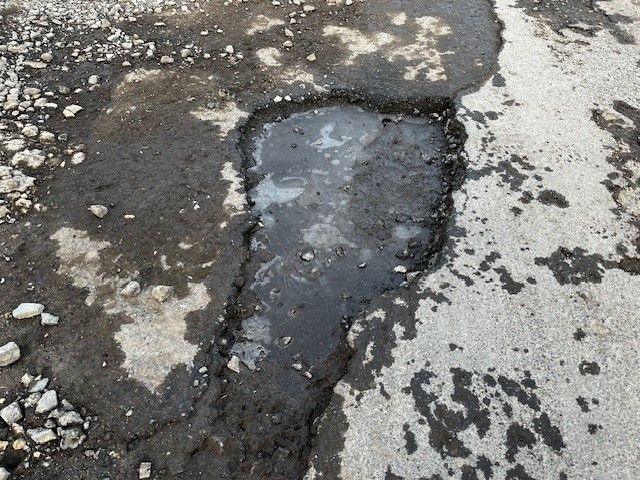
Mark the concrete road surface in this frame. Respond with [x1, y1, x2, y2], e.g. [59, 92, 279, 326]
[0, 0, 638, 479]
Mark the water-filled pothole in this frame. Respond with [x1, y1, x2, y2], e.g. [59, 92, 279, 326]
[216, 101, 465, 478]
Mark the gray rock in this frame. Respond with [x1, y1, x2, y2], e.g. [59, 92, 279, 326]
[226, 355, 241, 373]
[151, 285, 173, 302]
[62, 104, 83, 118]
[121, 281, 141, 297]
[28, 377, 49, 393]
[23, 393, 42, 408]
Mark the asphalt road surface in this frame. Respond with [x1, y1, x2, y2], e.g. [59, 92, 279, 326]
[0, 0, 638, 479]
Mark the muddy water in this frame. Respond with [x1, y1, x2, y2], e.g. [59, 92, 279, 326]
[233, 105, 449, 378]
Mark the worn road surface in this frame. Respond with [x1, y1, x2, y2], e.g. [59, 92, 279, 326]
[0, 0, 638, 479]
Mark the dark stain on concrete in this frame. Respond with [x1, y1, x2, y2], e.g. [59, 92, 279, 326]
[403, 423, 418, 455]
[533, 413, 566, 451]
[497, 375, 541, 411]
[579, 361, 601, 376]
[534, 247, 608, 285]
[505, 422, 536, 462]
[537, 189, 569, 208]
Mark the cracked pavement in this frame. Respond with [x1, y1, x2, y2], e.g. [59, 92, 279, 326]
[0, 0, 638, 479]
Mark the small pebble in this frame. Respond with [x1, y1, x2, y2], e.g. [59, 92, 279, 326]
[41, 312, 59, 326]
[89, 204, 108, 218]
[139, 462, 152, 479]
[226, 355, 241, 373]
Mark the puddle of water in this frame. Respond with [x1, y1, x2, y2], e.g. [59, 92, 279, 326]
[233, 105, 451, 373]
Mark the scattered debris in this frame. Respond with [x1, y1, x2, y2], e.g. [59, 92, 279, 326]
[0, 375, 89, 470]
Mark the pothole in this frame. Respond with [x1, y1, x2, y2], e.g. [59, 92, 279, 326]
[213, 100, 466, 478]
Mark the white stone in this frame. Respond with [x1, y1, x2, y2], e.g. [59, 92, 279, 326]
[63, 105, 83, 118]
[12, 302, 45, 319]
[11, 149, 45, 169]
[4, 139, 25, 151]
[88, 75, 99, 85]
[226, 355, 241, 373]
[27, 427, 57, 444]
[57, 411, 83, 427]
[35, 390, 58, 414]
[0, 342, 20, 367]
[139, 462, 152, 479]
[59, 428, 85, 449]
[41, 312, 59, 326]
[0, 402, 22, 425]
[89, 204, 108, 218]
[71, 152, 85, 164]
[21, 125, 38, 137]
[0, 467, 9, 480]
[151, 285, 173, 303]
